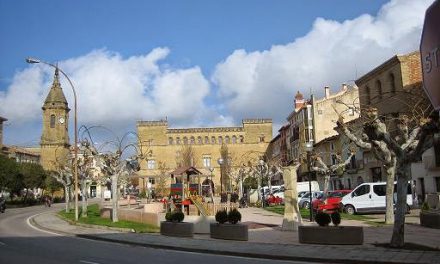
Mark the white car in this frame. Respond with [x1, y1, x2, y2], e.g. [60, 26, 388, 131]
[340, 182, 413, 215]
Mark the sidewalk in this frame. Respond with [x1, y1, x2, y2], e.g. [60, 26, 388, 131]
[31, 207, 440, 264]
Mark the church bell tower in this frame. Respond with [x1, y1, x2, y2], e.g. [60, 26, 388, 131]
[40, 68, 70, 170]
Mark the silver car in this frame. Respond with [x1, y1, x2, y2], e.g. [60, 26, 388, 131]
[298, 191, 322, 209]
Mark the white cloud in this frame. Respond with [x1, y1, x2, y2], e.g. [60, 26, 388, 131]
[0, 0, 433, 145]
[0, 48, 212, 144]
[212, 0, 433, 125]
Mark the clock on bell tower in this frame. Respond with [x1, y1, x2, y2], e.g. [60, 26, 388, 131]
[40, 68, 71, 171]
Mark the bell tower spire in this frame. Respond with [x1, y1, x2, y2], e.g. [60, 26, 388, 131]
[40, 67, 70, 170]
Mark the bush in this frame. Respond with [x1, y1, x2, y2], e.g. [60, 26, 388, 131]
[215, 209, 228, 224]
[331, 212, 341, 226]
[165, 210, 184, 222]
[315, 212, 331, 226]
[165, 212, 173, 222]
[228, 208, 242, 224]
[421, 202, 430, 211]
[171, 211, 184, 222]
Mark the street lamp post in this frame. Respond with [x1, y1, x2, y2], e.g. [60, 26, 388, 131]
[208, 167, 214, 203]
[217, 158, 224, 194]
[305, 141, 313, 222]
[256, 159, 267, 208]
[26, 57, 79, 221]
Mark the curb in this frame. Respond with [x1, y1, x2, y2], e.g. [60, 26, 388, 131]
[56, 214, 135, 233]
[29, 212, 437, 264]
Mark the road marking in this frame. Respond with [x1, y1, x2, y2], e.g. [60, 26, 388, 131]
[26, 213, 62, 236]
[0, 241, 6, 246]
[80, 260, 101, 264]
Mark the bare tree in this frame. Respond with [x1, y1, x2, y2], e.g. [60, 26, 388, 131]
[337, 106, 438, 247]
[311, 151, 355, 194]
[154, 161, 169, 198]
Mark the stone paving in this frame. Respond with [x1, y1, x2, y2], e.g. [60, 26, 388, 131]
[31, 205, 440, 264]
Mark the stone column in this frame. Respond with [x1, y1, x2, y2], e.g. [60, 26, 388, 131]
[282, 164, 302, 231]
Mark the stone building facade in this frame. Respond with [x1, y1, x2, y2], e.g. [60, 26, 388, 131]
[354, 51, 439, 200]
[136, 119, 272, 194]
[286, 85, 359, 179]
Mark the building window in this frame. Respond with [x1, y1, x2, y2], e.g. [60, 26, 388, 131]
[376, 80, 382, 100]
[211, 136, 216, 144]
[218, 136, 223, 145]
[197, 136, 203, 144]
[348, 107, 355, 116]
[168, 137, 173, 145]
[50, 114, 56, 128]
[147, 159, 156, 169]
[318, 110, 323, 115]
[330, 143, 335, 151]
[259, 135, 265, 142]
[389, 73, 396, 94]
[435, 177, 440, 193]
[148, 177, 155, 184]
[239, 135, 244, 143]
[176, 137, 181, 144]
[331, 154, 337, 165]
[190, 136, 195, 144]
[183, 137, 188, 145]
[225, 136, 230, 144]
[232, 136, 237, 144]
[365, 86, 371, 105]
[203, 156, 211, 168]
[205, 136, 209, 144]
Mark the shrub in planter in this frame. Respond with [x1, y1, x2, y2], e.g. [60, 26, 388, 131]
[421, 202, 430, 211]
[331, 212, 341, 226]
[315, 212, 331, 226]
[165, 212, 173, 222]
[215, 209, 228, 224]
[228, 208, 242, 224]
[171, 210, 185, 222]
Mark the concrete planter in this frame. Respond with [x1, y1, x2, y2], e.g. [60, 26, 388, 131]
[160, 221, 194, 237]
[299, 226, 363, 245]
[420, 211, 440, 229]
[210, 223, 248, 241]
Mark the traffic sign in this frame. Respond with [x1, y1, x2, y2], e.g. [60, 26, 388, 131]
[420, 0, 440, 109]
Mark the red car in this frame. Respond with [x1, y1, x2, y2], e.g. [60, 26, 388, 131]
[312, 190, 352, 213]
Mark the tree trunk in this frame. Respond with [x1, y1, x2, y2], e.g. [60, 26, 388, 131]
[384, 157, 396, 224]
[390, 164, 410, 247]
[65, 186, 70, 213]
[111, 174, 118, 222]
[81, 180, 88, 217]
[282, 164, 302, 231]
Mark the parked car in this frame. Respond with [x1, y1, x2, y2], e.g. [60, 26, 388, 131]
[340, 182, 413, 215]
[312, 190, 352, 213]
[298, 191, 322, 209]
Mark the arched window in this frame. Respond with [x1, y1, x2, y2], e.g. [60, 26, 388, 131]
[365, 86, 371, 105]
[205, 136, 209, 144]
[225, 136, 230, 144]
[50, 114, 56, 128]
[183, 137, 188, 145]
[176, 137, 181, 145]
[168, 137, 174, 145]
[389, 73, 396, 94]
[197, 136, 203, 144]
[239, 135, 244, 143]
[211, 136, 216, 144]
[190, 136, 195, 144]
[232, 136, 237, 144]
[376, 80, 382, 100]
[218, 136, 223, 145]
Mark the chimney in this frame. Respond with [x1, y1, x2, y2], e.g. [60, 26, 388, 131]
[342, 83, 348, 91]
[324, 86, 330, 99]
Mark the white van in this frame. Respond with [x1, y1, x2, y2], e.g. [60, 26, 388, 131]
[340, 182, 413, 215]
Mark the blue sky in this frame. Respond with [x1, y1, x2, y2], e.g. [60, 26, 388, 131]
[0, 0, 433, 146]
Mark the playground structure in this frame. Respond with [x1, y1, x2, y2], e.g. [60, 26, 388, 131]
[167, 166, 238, 216]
